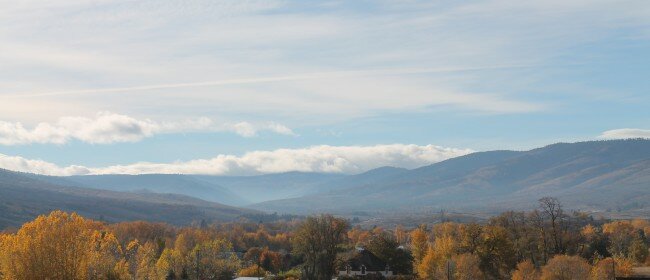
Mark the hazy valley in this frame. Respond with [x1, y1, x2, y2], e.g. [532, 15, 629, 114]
[2, 139, 649, 229]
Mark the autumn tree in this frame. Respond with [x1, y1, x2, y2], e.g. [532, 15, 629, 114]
[156, 248, 180, 279]
[591, 257, 615, 280]
[125, 239, 141, 276]
[612, 257, 634, 277]
[540, 255, 591, 280]
[410, 226, 429, 273]
[416, 235, 456, 279]
[579, 224, 608, 261]
[512, 260, 539, 280]
[135, 241, 159, 280]
[113, 259, 133, 280]
[538, 197, 565, 255]
[186, 239, 239, 280]
[395, 225, 408, 245]
[452, 253, 483, 280]
[260, 249, 284, 273]
[0, 211, 126, 280]
[476, 225, 517, 279]
[459, 223, 482, 254]
[292, 215, 349, 280]
[602, 220, 648, 263]
[529, 210, 551, 264]
[110, 221, 175, 247]
[239, 264, 267, 277]
[244, 247, 264, 266]
[348, 226, 373, 247]
[417, 246, 442, 280]
[86, 231, 130, 280]
[628, 238, 649, 263]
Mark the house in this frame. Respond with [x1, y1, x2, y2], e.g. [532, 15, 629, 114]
[339, 248, 393, 278]
[617, 267, 650, 280]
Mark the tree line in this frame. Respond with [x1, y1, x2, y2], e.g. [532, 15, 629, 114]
[1, 197, 649, 280]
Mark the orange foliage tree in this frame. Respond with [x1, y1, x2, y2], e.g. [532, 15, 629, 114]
[512, 260, 539, 280]
[540, 255, 591, 280]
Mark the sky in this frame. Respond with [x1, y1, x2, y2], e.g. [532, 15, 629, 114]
[0, 0, 649, 176]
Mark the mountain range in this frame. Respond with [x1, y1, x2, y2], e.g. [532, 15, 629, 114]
[253, 139, 650, 214]
[1, 139, 649, 228]
[0, 169, 257, 229]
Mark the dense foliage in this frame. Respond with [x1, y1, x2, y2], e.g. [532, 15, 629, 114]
[407, 198, 649, 280]
[1, 198, 650, 280]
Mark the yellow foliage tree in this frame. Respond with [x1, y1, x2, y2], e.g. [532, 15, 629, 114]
[125, 239, 141, 276]
[433, 235, 457, 262]
[156, 248, 184, 279]
[0, 211, 122, 280]
[239, 264, 267, 277]
[452, 253, 483, 280]
[186, 239, 240, 280]
[591, 257, 634, 279]
[86, 231, 125, 279]
[432, 222, 461, 240]
[459, 223, 482, 254]
[410, 227, 429, 272]
[417, 236, 457, 280]
[135, 241, 159, 280]
[113, 259, 133, 280]
[417, 246, 440, 280]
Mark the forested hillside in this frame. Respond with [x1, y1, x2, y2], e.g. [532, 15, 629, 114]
[254, 139, 650, 214]
[0, 169, 258, 229]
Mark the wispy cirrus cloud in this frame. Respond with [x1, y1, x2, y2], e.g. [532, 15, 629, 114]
[0, 64, 535, 99]
[0, 144, 473, 176]
[0, 112, 296, 145]
[8, 0, 642, 122]
[598, 128, 650, 140]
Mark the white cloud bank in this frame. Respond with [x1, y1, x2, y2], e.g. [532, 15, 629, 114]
[0, 144, 473, 176]
[0, 112, 296, 145]
[598, 128, 650, 140]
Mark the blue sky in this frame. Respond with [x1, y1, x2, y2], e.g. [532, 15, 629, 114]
[0, 0, 648, 175]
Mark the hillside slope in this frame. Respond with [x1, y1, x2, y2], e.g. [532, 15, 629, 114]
[0, 169, 258, 229]
[33, 174, 248, 206]
[252, 139, 650, 213]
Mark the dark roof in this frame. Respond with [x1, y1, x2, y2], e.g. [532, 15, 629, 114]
[342, 249, 388, 271]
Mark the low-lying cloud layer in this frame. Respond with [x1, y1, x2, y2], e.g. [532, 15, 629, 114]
[598, 128, 650, 140]
[0, 112, 295, 145]
[0, 144, 473, 176]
